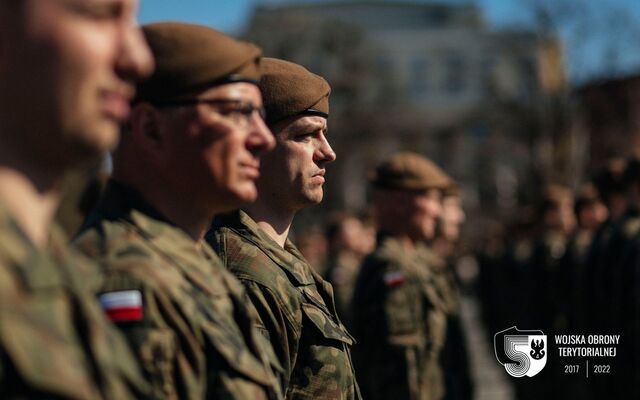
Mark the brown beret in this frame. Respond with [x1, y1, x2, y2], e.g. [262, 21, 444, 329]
[443, 181, 461, 197]
[371, 152, 453, 192]
[135, 22, 261, 103]
[259, 58, 330, 125]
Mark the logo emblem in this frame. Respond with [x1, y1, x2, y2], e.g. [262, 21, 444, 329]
[494, 326, 547, 377]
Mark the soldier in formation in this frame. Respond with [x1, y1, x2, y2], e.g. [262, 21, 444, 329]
[431, 185, 474, 400]
[476, 157, 640, 400]
[324, 212, 371, 330]
[208, 57, 361, 400]
[351, 152, 460, 400]
[73, 22, 284, 400]
[0, 0, 154, 397]
[13, 2, 640, 399]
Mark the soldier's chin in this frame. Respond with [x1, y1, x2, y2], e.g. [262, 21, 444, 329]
[420, 224, 436, 241]
[304, 188, 324, 205]
[66, 122, 119, 163]
[231, 183, 258, 205]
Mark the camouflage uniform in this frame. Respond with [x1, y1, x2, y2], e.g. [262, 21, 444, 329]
[416, 244, 473, 400]
[351, 235, 445, 400]
[414, 244, 449, 400]
[208, 210, 361, 400]
[0, 201, 148, 399]
[74, 181, 283, 400]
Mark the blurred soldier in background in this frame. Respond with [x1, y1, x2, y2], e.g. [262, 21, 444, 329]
[74, 22, 283, 400]
[494, 207, 537, 333]
[475, 219, 507, 337]
[324, 211, 369, 329]
[585, 158, 631, 335]
[296, 225, 330, 275]
[209, 58, 361, 400]
[430, 185, 474, 400]
[352, 152, 450, 400]
[604, 159, 640, 400]
[358, 210, 377, 256]
[519, 185, 575, 400]
[0, 0, 154, 397]
[529, 184, 576, 332]
[561, 184, 607, 333]
[432, 186, 466, 259]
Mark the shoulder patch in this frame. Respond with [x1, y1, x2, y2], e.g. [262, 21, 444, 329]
[99, 290, 143, 322]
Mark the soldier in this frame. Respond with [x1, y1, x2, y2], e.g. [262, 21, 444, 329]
[324, 212, 368, 329]
[558, 185, 607, 400]
[208, 58, 361, 400]
[529, 184, 576, 331]
[74, 23, 283, 400]
[351, 152, 451, 400]
[0, 0, 154, 397]
[515, 184, 576, 400]
[562, 184, 607, 332]
[430, 184, 474, 400]
[586, 158, 630, 333]
[604, 159, 640, 400]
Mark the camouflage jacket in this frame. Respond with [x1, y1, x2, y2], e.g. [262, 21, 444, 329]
[352, 236, 446, 400]
[0, 201, 148, 399]
[207, 210, 361, 400]
[74, 181, 283, 400]
[415, 244, 459, 315]
[415, 244, 470, 400]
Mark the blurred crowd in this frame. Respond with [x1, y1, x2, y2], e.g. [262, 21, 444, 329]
[285, 154, 640, 400]
[287, 153, 474, 400]
[475, 156, 640, 400]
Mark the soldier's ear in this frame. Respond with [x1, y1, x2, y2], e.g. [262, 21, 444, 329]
[129, 103, 163, 149]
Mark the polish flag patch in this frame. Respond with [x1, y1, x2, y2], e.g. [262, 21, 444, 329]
[383, 271, 406, 287]
[99, 290, 143, 322]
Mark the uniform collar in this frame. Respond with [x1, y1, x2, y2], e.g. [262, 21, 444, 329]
[87, 180, 227, 295]
[87, 180, 170, 227]
[0, 200, 99, 290]
[216, 209, 315, 285]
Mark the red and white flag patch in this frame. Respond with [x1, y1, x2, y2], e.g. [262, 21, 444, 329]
[99, 290, 143, 322]
[383, 271, 406, 287]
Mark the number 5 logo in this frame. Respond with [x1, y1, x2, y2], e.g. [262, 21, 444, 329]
[494, 326, 547, 377]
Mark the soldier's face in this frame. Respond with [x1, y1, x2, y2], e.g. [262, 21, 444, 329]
[257, 115, 336, 210]
[338, 218, 365, 253]
[156, 83, 274, 212]
[408, 189, 443, 242]
[0, 0, 153, 166]
[439, 195, 465, 241]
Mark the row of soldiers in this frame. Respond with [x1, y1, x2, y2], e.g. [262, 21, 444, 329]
[0, 1, 474, 399]
[344, 153, 473, 400]
[295, 154, 473, 400]
[476, 158, 640, 399]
